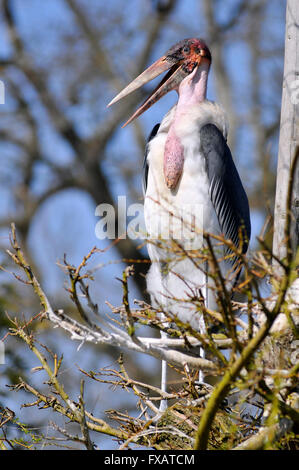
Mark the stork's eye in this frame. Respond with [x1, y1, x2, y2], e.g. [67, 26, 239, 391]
[195, 47, 201, 54]
[183, 45, 190, 54]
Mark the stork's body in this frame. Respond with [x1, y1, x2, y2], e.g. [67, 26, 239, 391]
[108, 38, 251, 412]
[144, 100, 230, 329]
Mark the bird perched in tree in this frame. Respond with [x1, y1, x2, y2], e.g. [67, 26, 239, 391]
[108, 38, 251, 410]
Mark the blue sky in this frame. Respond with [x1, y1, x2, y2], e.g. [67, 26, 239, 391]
[0, 0, 285, 354]
[0, 0, 286, 449]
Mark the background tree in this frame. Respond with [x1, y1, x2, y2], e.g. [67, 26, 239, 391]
[273, 0, 299, 267]
[0, 0, 296, 451]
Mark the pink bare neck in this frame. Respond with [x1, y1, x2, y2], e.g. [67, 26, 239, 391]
[163, 62, 210, 190]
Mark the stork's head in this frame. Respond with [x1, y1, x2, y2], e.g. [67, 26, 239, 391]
[107, 38, 211, 127]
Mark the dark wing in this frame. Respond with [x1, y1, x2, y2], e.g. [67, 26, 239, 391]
[200, 123, 251, 255]
[142, 123, 160, 196]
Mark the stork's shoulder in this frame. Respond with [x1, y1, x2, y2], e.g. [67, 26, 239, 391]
[194, 100, 229, 140]
[172, 100, 229, 143]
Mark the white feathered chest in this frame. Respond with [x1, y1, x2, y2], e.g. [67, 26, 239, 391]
[144, 100, 228, 261]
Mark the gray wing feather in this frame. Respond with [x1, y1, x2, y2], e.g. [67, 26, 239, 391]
[200, 124, 251, 255]
[142, 123, 160, 196]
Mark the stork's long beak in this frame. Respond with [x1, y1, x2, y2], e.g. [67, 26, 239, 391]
[107, 55, 188, 128]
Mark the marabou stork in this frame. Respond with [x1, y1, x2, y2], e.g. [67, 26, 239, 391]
[108, 38, 251, 411]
